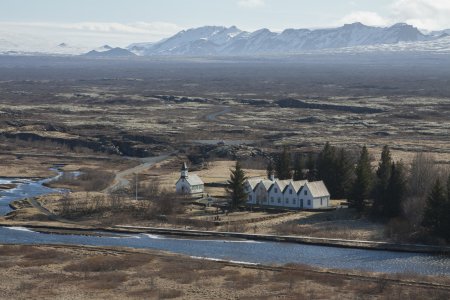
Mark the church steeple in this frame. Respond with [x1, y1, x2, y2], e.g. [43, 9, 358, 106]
[181, 162, 188, 178]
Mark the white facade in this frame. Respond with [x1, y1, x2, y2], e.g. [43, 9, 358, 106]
[175, 163, 204, 195]
[245, 177, 330, 210]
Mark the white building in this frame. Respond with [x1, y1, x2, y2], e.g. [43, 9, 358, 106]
[175, 162, 204, 195]
[245, 175, 330, 209]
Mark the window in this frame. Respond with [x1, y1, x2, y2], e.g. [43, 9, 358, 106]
[321, 198, 323, 206]
[286, 199, 289, 204]
[249, 195, 252, 201]
[304, 190, 308, 195]
[271, 197, 274, 203]
[293, 199, 296, 204]
[275, 188, 278, 193]
[307, 200, 311, 206]
[289, 189, 292, 195]
[278, 198, 281, 203]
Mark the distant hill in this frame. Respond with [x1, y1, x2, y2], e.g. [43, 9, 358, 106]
[126, 23, 444, 56]
[83, 47, 136, 57]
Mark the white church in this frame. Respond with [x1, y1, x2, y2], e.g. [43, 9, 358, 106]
[245, 174, 330, 210]
[175, 162, 205, 195]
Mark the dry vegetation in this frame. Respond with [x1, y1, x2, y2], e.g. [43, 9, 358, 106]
[1, 244, 449, 300]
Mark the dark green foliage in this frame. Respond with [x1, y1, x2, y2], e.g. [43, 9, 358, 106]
[316, 143, 354, 199]
[266, 160, 274, 179]
[447, 173, 450, 202]
[275, 146, 292, 180]
[382, 162, 406, 219]
[349, 146, 373, 212]
[293, 154, 306, 181]
[227, 161, 248, 210]
[317, 142, 337, 195]
[422, 179, 450, 240]
[306, 153, 318, 181]
[334, 148, 354, 199]
[372, 145, 393, 216]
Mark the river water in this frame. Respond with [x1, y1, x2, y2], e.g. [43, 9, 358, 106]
[1, 175, 450, 276]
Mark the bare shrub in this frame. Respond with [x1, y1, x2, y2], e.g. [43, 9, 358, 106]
[51, 168, 115, 191]
[403, 153, 439, 228]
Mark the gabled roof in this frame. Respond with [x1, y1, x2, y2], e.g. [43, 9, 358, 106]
[254, 179, 274, 192]
[292, 180, 308, 193]
[306, 181, 330, 198]
[246, 178, 261, 191]
[268, 180, 290, 193]
[186, 174, 204, 186]
[177, 174, 204, 186]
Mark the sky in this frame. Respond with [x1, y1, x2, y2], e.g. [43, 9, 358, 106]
[1, 0, 450, 48]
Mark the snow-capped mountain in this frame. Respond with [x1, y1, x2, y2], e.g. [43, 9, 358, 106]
[127, 23, 441, 56]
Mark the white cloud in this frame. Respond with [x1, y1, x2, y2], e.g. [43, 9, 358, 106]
[390, 0, 450, 30]
[0, 21, 182, 50]
[237, 0, 265, 8]
[339, 11, 390, 27]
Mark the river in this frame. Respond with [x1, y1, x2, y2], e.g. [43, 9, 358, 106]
[1, 174, 450, 276]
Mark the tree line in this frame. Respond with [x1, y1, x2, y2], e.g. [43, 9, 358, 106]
[264, 144, 450, 241]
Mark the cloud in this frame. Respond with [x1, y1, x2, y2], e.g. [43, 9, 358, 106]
[390, 0, 450, 30]
[339, 11, 390, 27]
[0, 21, 182, 49]
[237, 0, 265, 8]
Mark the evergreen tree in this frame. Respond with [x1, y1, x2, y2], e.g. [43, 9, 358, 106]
[334, 148, 354, 199]
[317, 142, 337, 196]
[423, 179, 447, 237]
[373, 145, 392, 215]
[275, 146, 292, 180]
[227, 161, 248, 210]
[266, 160, 275, 179]
[306, 153, 318, 181]
[383, 162, 406, 219]
[349, 146, 373, 212]
[293, 154, 306, 181]
[447, 173, 450, 202]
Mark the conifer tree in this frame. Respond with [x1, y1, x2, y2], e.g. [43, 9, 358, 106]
[423, 179, 446, 236]
[349, 146, 373, 212]
[334, 148, 354, 199]
[317, 142, 337, 196]
[383, 162, 406, 219]
[447, 173, 450, 202]
[306, 153, 317, 181]
[275, 146, 292, 180]
[266, 160, 274, 179]
[373, 145, 392, 215]
[293, 154, 306, 181]
[227, 161, 248, 210]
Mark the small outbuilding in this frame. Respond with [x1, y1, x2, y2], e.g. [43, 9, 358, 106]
[175, 162, 204, 195]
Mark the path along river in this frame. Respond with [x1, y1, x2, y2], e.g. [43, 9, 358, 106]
[1, 174, 450, 276]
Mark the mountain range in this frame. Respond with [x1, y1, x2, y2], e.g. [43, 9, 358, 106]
[1, 23, 450, 56]
[126, 23, 448, 56]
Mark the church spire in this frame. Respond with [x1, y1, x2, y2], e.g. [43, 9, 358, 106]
[181, 162, 189, 178]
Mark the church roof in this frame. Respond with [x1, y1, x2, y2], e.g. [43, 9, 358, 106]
[184, 174, 204, 186]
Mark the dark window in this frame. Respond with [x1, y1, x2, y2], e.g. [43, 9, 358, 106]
[304, 190, 308, 195]
[278, 198, 281, 203]
[289, 189, 292, 194]
[308, 200, 311, 206]
[275, 188, 278, 193]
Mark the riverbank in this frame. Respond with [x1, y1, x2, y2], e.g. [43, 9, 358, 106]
[1, 221, 450, 255]
[1, 244, 449, 300]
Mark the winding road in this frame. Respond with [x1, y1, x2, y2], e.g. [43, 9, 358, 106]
[104, 153, 173, 193]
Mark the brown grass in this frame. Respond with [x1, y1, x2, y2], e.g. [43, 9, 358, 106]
[64, 254, 152, 272]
